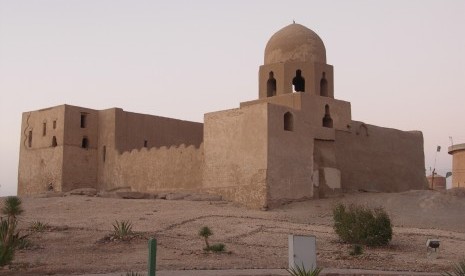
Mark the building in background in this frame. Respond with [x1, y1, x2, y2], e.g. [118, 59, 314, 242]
[448, 143, 465, 188]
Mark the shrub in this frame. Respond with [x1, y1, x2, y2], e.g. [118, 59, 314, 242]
[443, 260, 465, 276]
[208, 243, 225, 252]
[112, 220, 133, 239]
[349, 244, 363, 256]
[333, 203, 392, 246]
[123, 272, 144, 276]
[287, 263, 322, 276]
[29, 221, 50, 232]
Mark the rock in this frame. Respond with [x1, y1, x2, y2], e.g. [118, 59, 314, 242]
[116, 191, 152, 199]
[157, 193, 167, 199]
[37, 191, 64, 198]
[66, 188, 97, 196]
[184, 193, 222, 201]
[165, 193, 188, 200]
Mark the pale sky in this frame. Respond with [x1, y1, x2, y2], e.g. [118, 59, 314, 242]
[0, 0, 464, 196]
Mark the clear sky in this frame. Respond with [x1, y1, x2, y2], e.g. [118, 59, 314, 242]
[0, 0, 464, 196]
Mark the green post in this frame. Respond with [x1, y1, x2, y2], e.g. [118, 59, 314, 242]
[148, 238, 157, 276]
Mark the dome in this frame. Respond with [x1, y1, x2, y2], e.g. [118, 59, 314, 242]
[264, 23, 326, 65]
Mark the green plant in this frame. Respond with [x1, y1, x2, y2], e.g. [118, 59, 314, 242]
[208, 243, 225, 252]
[0, 196, 25, 266]
[29, 221, 49, 232]
[349, 244, 363, 256]
[112, 220, 133, 239]
[287, 263, 322, 276]
[16, 236, 33, 250]
[333, 203, 392, 246]
[443, 260, 465, 276]
[122, 272, 144, 276]
[199, 226, 212, 249]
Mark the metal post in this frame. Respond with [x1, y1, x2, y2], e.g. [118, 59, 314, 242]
[148, 238, 157, 276]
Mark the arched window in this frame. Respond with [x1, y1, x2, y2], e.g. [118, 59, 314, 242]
[284, 112, 294, 131]
[81, 137, 89, 149]
[52, 136, 57, 147]
[320, 72, 328, 97]
[292, 69, 305, 92]
[267, 71, 277, 97]
[322, 105, 333, 128]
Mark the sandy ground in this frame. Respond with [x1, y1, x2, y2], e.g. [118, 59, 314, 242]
[1, 189, 465, 275]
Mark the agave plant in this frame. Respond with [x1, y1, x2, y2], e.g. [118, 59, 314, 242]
[112, 220, 133, 239]
[287, 263, 322, 276]
[443, 260, 465, 276]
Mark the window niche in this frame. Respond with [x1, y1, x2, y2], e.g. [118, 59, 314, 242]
[81, 137, 89, 149]
[267, 71, 277, 97]
[53, 120, 57, 129]
[80, 113, 87, 128]
[42, 122, 47, 136]
[103, 146, 106, 162]
[52, 136, 57, 147]
[292, 69, 305, 92]
[322, 105, 333, 128]
[284, 112, 294, 131]
[144, 140, 148, 148]
[320, 72, 328, 97]
[28, 130, 33, 148]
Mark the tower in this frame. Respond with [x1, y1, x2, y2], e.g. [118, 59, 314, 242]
[259, 23, 334, 99]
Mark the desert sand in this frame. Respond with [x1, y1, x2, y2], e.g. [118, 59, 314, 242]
[1, 189, 465, 276]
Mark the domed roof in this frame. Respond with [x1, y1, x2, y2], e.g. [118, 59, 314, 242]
[264, 23, 326, 65]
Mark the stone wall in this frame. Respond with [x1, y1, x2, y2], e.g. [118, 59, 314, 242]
[266, 104, 314, 206]
[18, 106, 66, 194]
[106, 144, 204, 193]
[62, 105, 99, 190]
[335, 121, 428, 192]
[114, 109, 203, 153]
[203, 104, 269, 209]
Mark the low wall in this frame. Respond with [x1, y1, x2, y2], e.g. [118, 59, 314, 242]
[335, 121, 428, 192]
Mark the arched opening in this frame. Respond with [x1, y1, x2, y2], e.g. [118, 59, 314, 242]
[81, 137, 89, 149]
[52, 136, 57, 147]
[103, 146, 106, 162]
[42, 122, 47, 136]
[28, 130, 32, 147]
[322, 105, 333, 128]
[292, 69, 305, 92]
[284, 112, 294, 131]
[144, 140, 148, 148]
[320, 72, 328, 97]
[267, 71, 277, 97]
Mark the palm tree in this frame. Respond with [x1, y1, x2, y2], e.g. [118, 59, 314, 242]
[198, 226, 212, 249]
